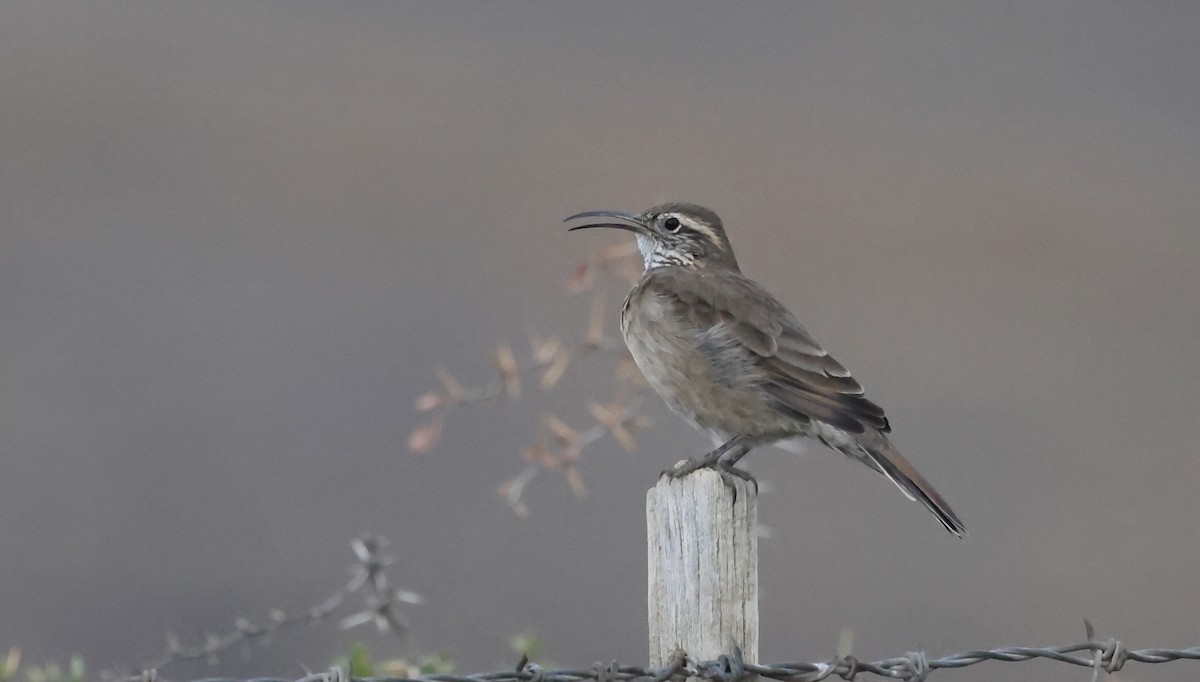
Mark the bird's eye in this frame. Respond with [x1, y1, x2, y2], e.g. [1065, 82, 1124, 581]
[663, 217, 681, 232]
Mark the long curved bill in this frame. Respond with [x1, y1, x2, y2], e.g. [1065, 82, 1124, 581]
[564, 210, 649, 234]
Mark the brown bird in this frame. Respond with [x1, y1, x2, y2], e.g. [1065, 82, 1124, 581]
[566, 203, 965, 536]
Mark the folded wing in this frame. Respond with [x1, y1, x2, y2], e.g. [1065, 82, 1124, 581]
[646, 268, 890, 435]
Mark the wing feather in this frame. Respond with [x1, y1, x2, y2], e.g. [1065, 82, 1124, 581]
[644, 268, 890, 433]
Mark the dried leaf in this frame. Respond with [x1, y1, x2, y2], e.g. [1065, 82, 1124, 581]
[435, 367, 466, 401]
[586, 291, 607, 346]
[587, 401, 617, 427]
[587, 402, 609, 426]
[414, 391, 444, 412]
[610, 424, 637, 452]
[520, 444, 537, 464]
[407, 421, 442, 454]
[587, 402, 638, 452]
[492, 343, 521, 399]
[529, 334, 561, 364]
[539, 348, 570, 389]
[564, 466, 587, 499]
[564, 260, 593, 294]
[542, 415, 578, 446]
[523, 439, 561, 469]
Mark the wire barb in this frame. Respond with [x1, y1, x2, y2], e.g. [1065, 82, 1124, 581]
[150, 640, 1197, 682]
[97, 636, 1200, 682]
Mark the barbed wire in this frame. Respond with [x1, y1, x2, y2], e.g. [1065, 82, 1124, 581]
[96, 243, 1198, 682]
[146, 635, 1200, 682]
[102, 535, 416, 682]
[92, 536, 1200, 682]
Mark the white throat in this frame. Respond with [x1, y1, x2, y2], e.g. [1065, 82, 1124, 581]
[635, 234, 694, 270]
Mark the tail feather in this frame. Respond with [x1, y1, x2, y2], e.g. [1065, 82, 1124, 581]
[862, 437, 966, 538]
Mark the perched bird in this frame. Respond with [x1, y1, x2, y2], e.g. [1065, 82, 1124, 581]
[566, 203, 964, 536]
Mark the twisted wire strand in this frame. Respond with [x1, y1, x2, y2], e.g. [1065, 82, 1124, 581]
[138, 639, 1200, 682]
[103, 537, 1199, 682]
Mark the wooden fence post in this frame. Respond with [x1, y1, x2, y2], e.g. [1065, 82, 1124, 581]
[646, 469, 758, 666]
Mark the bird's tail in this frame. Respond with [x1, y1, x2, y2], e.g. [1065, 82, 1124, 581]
[861, 435, 966, 538]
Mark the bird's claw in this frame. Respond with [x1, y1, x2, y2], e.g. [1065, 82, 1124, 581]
[662, 458, 758, 495]
[663, 457, 711, 479]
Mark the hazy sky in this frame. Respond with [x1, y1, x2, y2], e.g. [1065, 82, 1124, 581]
[2, 3, 1199, 682]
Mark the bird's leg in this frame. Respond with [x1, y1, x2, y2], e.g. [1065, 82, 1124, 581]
[717, 442, 751, 468]
[666, 435, 756, 489]
[711, 443, 756, 492]
[667, 434, 746, 476]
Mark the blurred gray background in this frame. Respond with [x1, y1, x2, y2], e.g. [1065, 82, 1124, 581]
[2, 2, 1199, 681]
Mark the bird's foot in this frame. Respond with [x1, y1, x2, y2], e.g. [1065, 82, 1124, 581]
[714, 462, 757, 493]
[663, 456, 715, 480]
[662, 458, 758, 495]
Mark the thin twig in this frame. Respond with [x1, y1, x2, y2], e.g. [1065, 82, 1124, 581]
[104, 535, 417, 682]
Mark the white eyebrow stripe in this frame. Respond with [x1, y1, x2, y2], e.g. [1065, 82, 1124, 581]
[682, 216, 720, 244]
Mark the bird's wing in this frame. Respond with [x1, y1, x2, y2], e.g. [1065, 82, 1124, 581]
[645, 268, 890, 434]
[642, 268, 964, 536]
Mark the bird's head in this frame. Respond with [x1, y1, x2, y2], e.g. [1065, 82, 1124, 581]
[566, 203, 740, 272]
